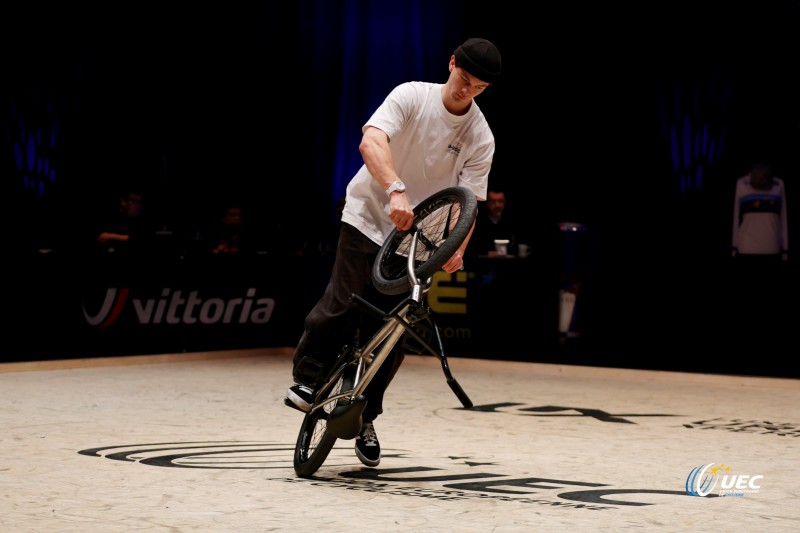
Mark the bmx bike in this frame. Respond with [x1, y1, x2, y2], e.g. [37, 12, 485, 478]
[292, 186, 478, 477]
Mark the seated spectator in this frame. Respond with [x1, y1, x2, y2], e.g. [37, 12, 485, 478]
[184, 203, 253, 256]
[466, 187, 527, 257]
[208, 205, 246, 254]
[93, 187, 160, 257]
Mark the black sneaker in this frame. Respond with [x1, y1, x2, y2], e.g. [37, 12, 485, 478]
[355, 422, 381, 467]
[284, 384, 314, 413]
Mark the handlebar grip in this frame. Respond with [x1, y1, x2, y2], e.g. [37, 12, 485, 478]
[447, 378, 473, 408]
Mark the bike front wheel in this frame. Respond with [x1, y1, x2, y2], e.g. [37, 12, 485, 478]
[373, 186, 478, 296]
[293, 365, 357, 477]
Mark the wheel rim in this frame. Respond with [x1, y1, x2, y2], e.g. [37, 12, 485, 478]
[378, 192, 466, 284]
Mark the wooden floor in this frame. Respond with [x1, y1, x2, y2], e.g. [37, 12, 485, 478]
[2, 349, 799, 532]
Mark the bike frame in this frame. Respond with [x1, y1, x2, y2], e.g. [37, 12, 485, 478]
[308, 231, 471, 417]
[308, 232, 426, 414]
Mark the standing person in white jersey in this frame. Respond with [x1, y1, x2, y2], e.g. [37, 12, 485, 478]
[732, 162, 789, 262]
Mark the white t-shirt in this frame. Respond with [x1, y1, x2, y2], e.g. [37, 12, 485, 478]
[341, 81, 494, 245]
[732, 175, 788, 256]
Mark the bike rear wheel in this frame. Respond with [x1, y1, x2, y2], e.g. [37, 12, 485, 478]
[373, 186, 478, 295]
[293, 365, 357, 477]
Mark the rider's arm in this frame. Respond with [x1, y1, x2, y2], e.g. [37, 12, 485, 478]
[359, 126, 413, 231]
[441, 217, 475, 274]
[359, 126, 400, 191]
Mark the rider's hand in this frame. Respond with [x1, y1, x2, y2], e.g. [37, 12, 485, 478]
[387, 192, 413, 231]
[441, 250, 464, 273]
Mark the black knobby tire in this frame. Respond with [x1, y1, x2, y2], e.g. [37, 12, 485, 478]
[373, 187, 477, 296]
[293, 365, 357, 477]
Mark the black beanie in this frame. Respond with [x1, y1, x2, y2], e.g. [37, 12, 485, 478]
[454, 38, 501, 84]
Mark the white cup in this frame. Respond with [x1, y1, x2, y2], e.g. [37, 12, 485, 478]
[494, 239, 509, 256]
[517, 243, 530, 258]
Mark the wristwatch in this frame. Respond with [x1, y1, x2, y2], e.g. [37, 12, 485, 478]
[386, 180, 406, 196]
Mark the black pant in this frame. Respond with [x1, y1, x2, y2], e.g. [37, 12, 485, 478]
[292, 222, 405, 422]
